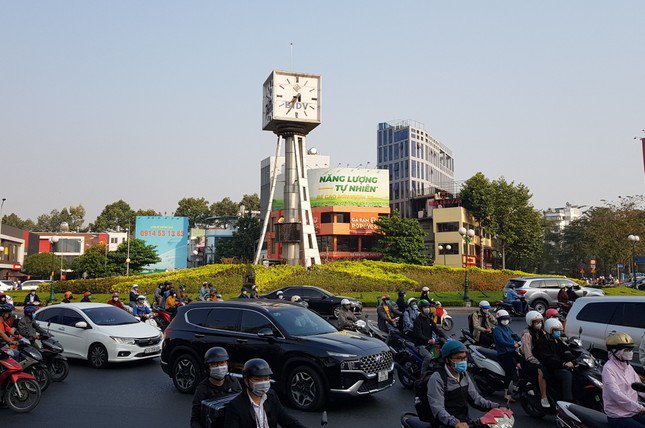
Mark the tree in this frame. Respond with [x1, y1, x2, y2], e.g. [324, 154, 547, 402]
[71, 245, 111, 278]
[373, 211, 428, 265]
[134, 208, 159, 217]
[107, 238, 160, 275]
[210, 197, 239, 217]
[89, 200, 134, 232]
[214, 216, 261, 262]
[32, 205, 86, 232]
[239, 194, 261, 213]
[23, 253, 66, 279]
[2, 213, 36, 231]
[460, 173, 495, 268]
[175, 197, 211, 228]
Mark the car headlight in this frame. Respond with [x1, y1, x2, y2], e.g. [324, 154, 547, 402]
[327, 351, 358, 359]
[111, 336, 136, 345]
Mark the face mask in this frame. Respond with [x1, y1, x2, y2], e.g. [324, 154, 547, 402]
[501, 320, 510, 326]
[384, 299, 390, 304]
[251, 380, 271, 397]
[113, 297, 119, 302]
[411, 305, 418, 310]
[30, 291, 35, 295]
[454, 361, 468, 373]
[422, 308, 431, 315]
[616, 349, 634, 362]
[278, 296, 283, 299]
[210, 365, 228, 380]
[533, 322, 543, 330]
[242, 291, 247, 295]
[553, 331, 562, 339]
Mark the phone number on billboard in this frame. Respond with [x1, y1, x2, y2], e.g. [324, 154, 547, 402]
[139, 230, 185, 237]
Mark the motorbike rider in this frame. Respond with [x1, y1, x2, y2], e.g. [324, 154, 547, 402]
[129, 284, 140, 308]
[23, 290, 41, 307]
[471, 300, 497, 347]
[413, 299, 446, 359]
[534, 318, 574, 402]
[521, 311, 550, 408]
[154, 282, 165, 306]
[224, 358, 305, 427]
[290, 295, 308, 308]
[190, 346, 242, 428]
[603, 332, 645, 427]
[337, 298, 358, 330]
[238, 287, 250, 299]
[377, 294, 401, 332]
[17, 305, 46, 342]
[545, 308, 559, 319]
[107, 292, 127, 310]
[0, 304, 21, 358]
[396, 289, 408, 312]
[62, 291, 73, 303]
[250, 285, 260, 299]
[81, 291, 92, 302]
[504, 283, 527, 315]
[165, 290, 180, 317]
[133, 295, 152, 319]
[161, 282, 174, 308]
[276, 290, 285, 300]
[492, 309, 521, 402]
[566, 284, 579, 303]
[427, 341, 500, 428]
[401, 297, 419, 335]
[198, 282, 210, 301]
[420, 286, 431, 302]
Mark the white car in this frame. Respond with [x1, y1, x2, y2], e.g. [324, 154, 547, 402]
[0, 280, 17, 292]
[33, 303, 162, 368]
[19, 280, 51, 291]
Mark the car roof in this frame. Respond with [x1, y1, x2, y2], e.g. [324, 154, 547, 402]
[45, 303, 113, 310]
[574, 296, 645, 303]
[179, 299, 302, 313]
[511, 276, 572, 281]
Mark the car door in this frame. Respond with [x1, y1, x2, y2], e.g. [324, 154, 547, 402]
[542, 279, 561, 304]
[573, 301, 620, 351]
[606, 302, 645, 363]
[56, 308, 92, 358]
[237, 309, 284, 374]
[201, 307, 243, 372]
[34, 307, 62, 337]
[184, 307, 214, 359]
[281, 288, 298, 301]
[300, 288, 327, 314]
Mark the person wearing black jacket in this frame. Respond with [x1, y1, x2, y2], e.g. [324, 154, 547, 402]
[190, 347, 242, 428]
[413, 300, 446, 359]
[533, 318, 574, 402]
[396, 289, 408, 312]
[224, 358, 304, 428]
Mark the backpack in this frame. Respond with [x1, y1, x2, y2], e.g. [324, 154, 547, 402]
[201, 393, 239, 428]
[413, 365, 447, 423]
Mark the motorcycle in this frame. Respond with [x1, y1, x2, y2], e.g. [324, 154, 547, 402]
[393, 331, 449, 390]
[400, 408, 515, 428]
[0, 345, 42, 413]
[494, 298, 527, 317]
[460, 329, 517, 396]
[152, 305, 172, 331]
[349, 315, 389, 343]
[556, 383, 645, 428]
[435, 302, 453, 331]
[39, 333, 69, 382]
[17, 337, 51, 392]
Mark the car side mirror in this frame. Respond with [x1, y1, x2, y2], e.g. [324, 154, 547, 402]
[75, 321, 89, 329]
[574, 285, 581, 290]
[257, 328, 274, 338]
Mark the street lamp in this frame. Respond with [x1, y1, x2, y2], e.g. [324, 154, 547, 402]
[0, 198, 5, 269]
[438, 245, 443, 265]
[459, 227, 476, 306]
[628, 234, 640, 285]
[49, 236, 60, 304]
[192, 249, 199, 267]
[445, 245, 451, 265]
[126, 227, 131, 276]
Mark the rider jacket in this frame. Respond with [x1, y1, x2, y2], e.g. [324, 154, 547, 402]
[133, 305, 151, 316]
[520, 328, 544, 365]
[412, 313, 445, 346]
[533, 335, 570, 372]
[471, 310, 496, 342]
[17, 316, 45, 339]
[337, 308, 358, 330]
[602, 352, 645, 418]
[190, 375, 242, 428]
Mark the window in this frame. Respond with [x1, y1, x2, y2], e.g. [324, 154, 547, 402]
[404, 161, 409, 178]
[337, 236, 351, 251]
[321, 212, 333, 223]
[436, 222, 460, 232]
[394, 163, 399, 180]
[186, 308, 211, 327]
[110, 237, 118, 244]
[412, 160, 416, 178]
[543, 279, 560, 289]
[318, 235, 332, 251]
[576, 302, 619, 324]
[205, 308, 240, 331]
[35, 308, 61, 324]
[335, 213, 350, 223]
[377, 147, 382, 163]
[240, 311, 277, 335]
[530, 280, 545, 289]
[505, 280, 526, 289]
[361, 236, 377, 251]
[82, 307, 138, 325]
[609, 303, 645, 329]
[59, 309, 86, 327]
[558, 279, 578, 288]
[299, 288, 325, 299]
[393, 143, 399, 160]
[388, 145, 392, 161]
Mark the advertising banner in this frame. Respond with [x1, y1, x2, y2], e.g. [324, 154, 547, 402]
[272, 168, 389, 209]
[135, 216, 188, 270]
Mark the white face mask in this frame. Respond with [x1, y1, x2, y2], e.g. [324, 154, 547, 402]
[533, 322, 543, 330]
[251, 380, 271, 397]
[501, 320, 510, 326]
[210, 365, 228, 380]
[616, 349, 634, 362]
[422, 307, 431, 315]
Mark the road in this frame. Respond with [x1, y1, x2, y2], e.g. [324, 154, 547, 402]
[2, 313, 555, 427]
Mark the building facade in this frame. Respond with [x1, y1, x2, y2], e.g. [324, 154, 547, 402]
[376, 120, 455, 219]
[543, 203, 583, 231]
[35, 232, 109, 265]
[0, 224, 27, 280]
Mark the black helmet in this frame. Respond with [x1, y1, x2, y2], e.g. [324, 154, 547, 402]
[397, 289, 406, 296]
[204, 347, 229, 364]
[23, 305, 37, 316]
[242, 358, 273, 377]
[164, 280, 172, 286]
[0, 303, 14, 313]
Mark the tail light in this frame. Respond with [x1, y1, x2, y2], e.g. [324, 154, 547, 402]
[517, 290, 527, 296]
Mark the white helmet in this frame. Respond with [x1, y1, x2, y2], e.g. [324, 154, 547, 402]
[291, 295, 301, 303]
[132, 284, 139, 289]
[136, 295, 146, 301]
[422, 287, 429, 292]
[479, 300, 491, 309]
[544, 318, 563, 334]
[341, 298, 350, 306]
[276, 290, 284, 295]
[525, 310, 543, 327]
[496, 309, 510, 319]
[407, 297, 418, 305]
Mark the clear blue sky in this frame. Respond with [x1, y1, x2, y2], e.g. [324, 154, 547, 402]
[2, 1, 644, 222]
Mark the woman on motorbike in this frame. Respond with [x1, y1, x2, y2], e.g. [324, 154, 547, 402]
[133, 295, 152, 319]
[492, 310, 521, 402]
[521, 311, 549, 408]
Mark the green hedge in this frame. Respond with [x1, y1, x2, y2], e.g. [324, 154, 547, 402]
[51, 260, 573, 296]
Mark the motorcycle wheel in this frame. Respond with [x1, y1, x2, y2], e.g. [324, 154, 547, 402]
[4, 378, 41, 413]
[49, 357, 70, 382]
[441, 317, 454, 331]
[26, 364, 51, 392]
[474, 375, 495, 396]
[520, 391, 546, 419]
[396, 359, 417, 390]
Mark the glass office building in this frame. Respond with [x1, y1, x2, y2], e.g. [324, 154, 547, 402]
[376, 120, 455, 218]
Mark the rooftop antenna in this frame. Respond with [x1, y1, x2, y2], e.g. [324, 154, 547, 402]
[290, 43, 293, 71]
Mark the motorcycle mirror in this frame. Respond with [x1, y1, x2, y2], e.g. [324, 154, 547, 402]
[321, 411, 328, 426]
[578, 326, 583, 336]
[632, 383, 645, 393]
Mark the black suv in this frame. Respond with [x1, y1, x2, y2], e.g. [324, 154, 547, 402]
[160, 300, 393, 411]
[261, 285, 362, 318]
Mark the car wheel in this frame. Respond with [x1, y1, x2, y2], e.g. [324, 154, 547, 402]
[172, 353, 200, 394]
[88, 343, 109, 369]
[286, 365, 326, 411]
[333, 305, 341, 319]
[532, 299, 548, 315]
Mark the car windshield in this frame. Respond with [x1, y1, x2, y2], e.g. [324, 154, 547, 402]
[82, 307, 139, 326]
[269, 306, 336, 336]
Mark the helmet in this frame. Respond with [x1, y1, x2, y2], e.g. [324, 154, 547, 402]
[496, 309, 510, 319]
[132, 284, 139, 289]
[84, 292, 91, 297]
[525, 310, 543, 327]
[479, 301, 491, 309]
[136, 295, 146, 301]
[407, 297, 418, 305]
[606, 332, 634, 350]
[341, 298, 350, 306]
[422, 287, 430, 292]
[164, 281, 172, 286]
[252, 285, 258, 290]
[544, 318, 563, 334]
[204, 347, 229, 364]
[216, 294, 222, 299]
[202, 281, 208, 286]
[382, 294, 390, 300]
[64, 291, 73, 298]
[419, 299, 431, 308]
[242, 358, 273, 377]
[291, 295, 301, 303]
[0, 303, 14, 313]
[23, 305, 37, 316]
[276, 290, 284, 296]
[398, 289, 406, 296]
[545, 309, 559, 318]
[112, 292, 119, 297]
[441, 341, 467, 359]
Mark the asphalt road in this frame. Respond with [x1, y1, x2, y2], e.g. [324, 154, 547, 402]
[2, 313, 555, 428]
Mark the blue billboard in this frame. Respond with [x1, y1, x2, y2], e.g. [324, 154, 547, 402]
[135, 216, 189, 270]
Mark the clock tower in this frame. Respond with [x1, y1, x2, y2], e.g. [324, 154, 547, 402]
[255, 70, 322, 267]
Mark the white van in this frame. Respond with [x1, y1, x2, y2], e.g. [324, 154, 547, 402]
[565, 296, 645, 362]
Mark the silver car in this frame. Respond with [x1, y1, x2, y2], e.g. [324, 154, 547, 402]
[503, 276, 605, 315]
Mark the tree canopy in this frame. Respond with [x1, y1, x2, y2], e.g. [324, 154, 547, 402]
[210, 197, 239, 217]
[23, 252, 67, 279]
[214, 215, 261, 263]
[373, 211, 428, 265]
[175, 197, 211, 228]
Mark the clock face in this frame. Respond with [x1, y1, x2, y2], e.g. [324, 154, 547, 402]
[262, 70, 321, 132]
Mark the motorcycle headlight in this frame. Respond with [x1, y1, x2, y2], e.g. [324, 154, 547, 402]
[588, 376, 603, 388]
[581, 356, 595, 368]
[356, 320, 366, 329]
[111, 336, 136, 345]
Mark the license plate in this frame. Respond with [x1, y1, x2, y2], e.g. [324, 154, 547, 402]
[377, 370, 388, 382]
[144, 345, 161, 354]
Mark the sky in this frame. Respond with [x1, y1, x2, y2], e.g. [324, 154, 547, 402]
[2, 1, 644, 223]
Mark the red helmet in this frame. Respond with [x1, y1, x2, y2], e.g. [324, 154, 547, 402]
[112, 292, 119, 297]
[545, 309, 558, 318]
[84, 291, 91, 297]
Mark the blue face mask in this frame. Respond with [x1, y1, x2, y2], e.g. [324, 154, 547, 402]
[553, 331, 562, 339]
[454, 361, 468, 373]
